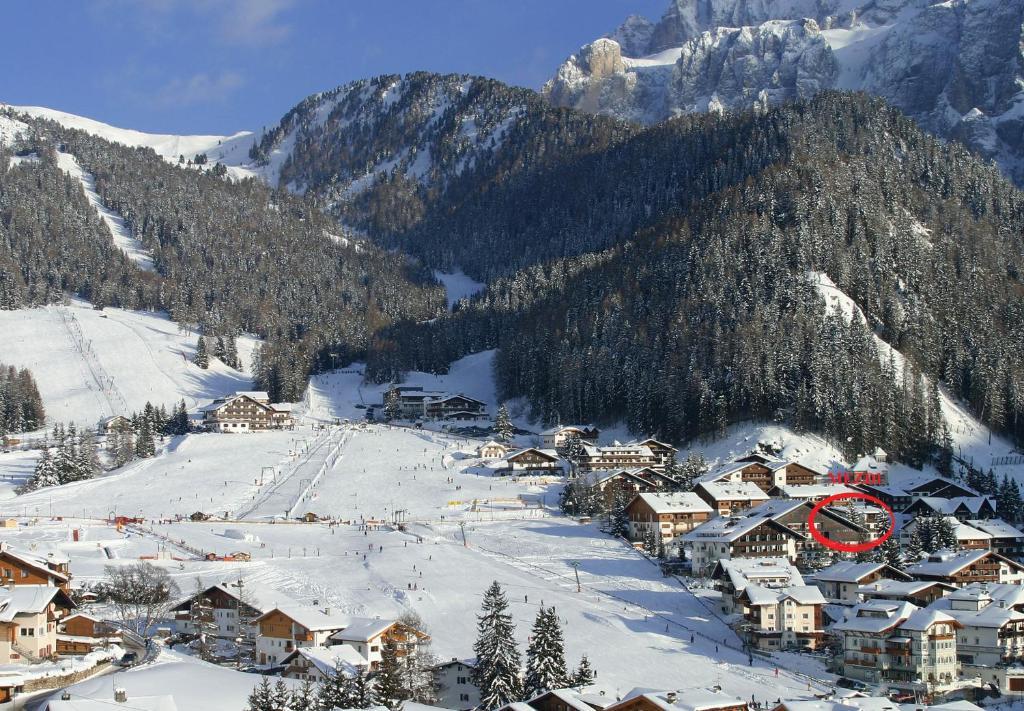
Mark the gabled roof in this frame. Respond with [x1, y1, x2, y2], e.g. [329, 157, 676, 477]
[630, 492, 713, 515]
[776, 484, 856, 499]
[713, 557, 804, 591]
[580, 469, 655, 489]
[629, 438, 677, 451]
[329, 617, 395, 643]
[832, 600, 918, 634]
[857, 579, 956, 597]
[525, 689, 595, 711]
[684, 509, 804, 544]
[907, 549, 1024, 578]
[906, 496, 994, 516]
[966, 518, 1024, 540]
[254, 605, 350, 631]
[742, 584, 825, 607]
[505, 447, 560, 463]
[283, 644, 366, 676]
[540, 424, 597, 436]
[899, 608, 959, 632]
[0, 543, 69, 582]
[170, 581, 297, 614]
[0, 585, 76, 621]
[426, 393, 486, 406]
[617, 687, 747, 711]
[811, 561, 911, 584]
[695, 480, 769, 502]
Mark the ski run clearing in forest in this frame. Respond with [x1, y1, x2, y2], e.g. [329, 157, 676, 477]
[53, 149, 156, 271]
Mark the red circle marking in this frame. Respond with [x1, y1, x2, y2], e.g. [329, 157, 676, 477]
[807, 492, 895, 553]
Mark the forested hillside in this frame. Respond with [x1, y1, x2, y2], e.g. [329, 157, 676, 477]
[365, 93, 1024, 459]
[0, 115, 444, 401]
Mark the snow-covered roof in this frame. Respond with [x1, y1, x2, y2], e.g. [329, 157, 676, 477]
[777, 484, 856, 499]
[899, 608, 958, 631]
[329, 617, 395, 642]
[505, 447, 560, 462]
[582, 444, 654, 457]
[540, 424, 596, 435]
[236, 391, 269, 400]
[966, 518, 1024, 539]
[811, 561, 903, 584]
[716, 557, 804, 591]
[620, 687, 747, 711]
[911, 496, 994, 515]
[906, 549, 1020, 577]
[684, 500, 808, 542]
[694, 480, 769, 502]
[743, 583, 825, 607]
[632, 492, 712, 515]
[283, 644, 366, 676]
[256, 605, 350, 631]
[857, 579, 954, 597]
[0, 542, 69, 581]
[0, 585, 74, 621]
[832, 600, 918, 634]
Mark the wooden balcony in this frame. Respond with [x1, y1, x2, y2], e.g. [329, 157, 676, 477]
[861, 646, 882, 654]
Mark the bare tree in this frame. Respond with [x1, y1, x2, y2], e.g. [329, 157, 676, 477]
[101, 562, 180, 637]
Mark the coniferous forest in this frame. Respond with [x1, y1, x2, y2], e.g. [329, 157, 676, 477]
[3, 83, 1024, 464]
[0, 363, 44, 435]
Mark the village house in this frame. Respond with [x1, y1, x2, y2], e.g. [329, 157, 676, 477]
[477, 440, 512, 460]
[849, 484, 913, 515]
[625, 493, 714, 548]
[171, 582, 275, 641]
[906, 550, 1024, 587]
[0, 585, 76, 663]
[631, 439, 678, 469]
[710, 557, 805, 614]
[928, 583, 1024, 691]
[774, 484, 857, 502]
[96, 414, 131, 435]
[809, 561, 913, 604]
[604, 687, 748, 711]
[253, 605, 350, 665]
[384, 386, 487, 421]
[684, 510, 805, 575]
[521, 688, 598, 711]
[432, 658, 480, 710]
[903, 497, 997, 521]
[0, 543, 71, 592]
[539, 425, 600, 449]
[502, 448, 565, 476]
[200, 391, 294, 432]
[694, 481, 770, 517]
[281, 644, 366, 683]
[906, 478, 982, 500]
[737, 582, 826, 650]
[858, 579, 956, 608]
[580, 469, 665, 509]
[684, 499, 867, 573]
[55, 612, 122, 655]
[833, 601, 960, 694]
[966, 519, 1024, 560]
[327, 618, 429, 670]
[699, 455, 819, 494]
[900, 517, 992, 551]
[578, 443, 661, 474]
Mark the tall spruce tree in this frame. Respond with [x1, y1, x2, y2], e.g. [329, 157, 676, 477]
[524, 605, 568, 698]
[571, 655, 595, 689]
[472, 581, 523, 709]
[494, 404, 514, 443]
[375, 640, 408, 711]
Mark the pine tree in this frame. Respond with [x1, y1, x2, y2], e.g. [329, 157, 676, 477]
[247, 676, 275, 711]
[350, 669, 377, 709]
[20, 445, 59, 492]
[874, 536, 902, 568]
[472, 581, 523, 709]
[904, 529, 924, 562]
[609, 489, 631, 539]
[384, 388, 401, 421]
[495, 404, 514, 443]
[936, 516, 959, 550]
[375, 640, 408, 710]
[195, 337, 210, 369]
[135, 417, 156, 458]
[315, 661, 353, 711]
[270, 679, 291, 710]
[524, 605, 568, 697]
[570, 655, 595, 689]
[290, 678, 317, 711]
[675, 452, 707, 491]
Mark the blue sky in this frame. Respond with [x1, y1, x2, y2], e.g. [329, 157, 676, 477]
[1, 0, 663, 135]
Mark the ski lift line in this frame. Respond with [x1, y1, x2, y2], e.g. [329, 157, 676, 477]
[462, 537, 834, 695]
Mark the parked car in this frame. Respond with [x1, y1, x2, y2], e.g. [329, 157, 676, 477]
[118, 652, 138, 667]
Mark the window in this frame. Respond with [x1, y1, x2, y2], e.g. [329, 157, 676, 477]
[460, 695, 470, 702]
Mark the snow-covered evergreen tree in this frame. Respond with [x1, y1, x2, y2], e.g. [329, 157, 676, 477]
[375, 640, 408, 710]
[524, 605, 568, 697]
[472, 581, 523, 709]
[495, 404, 514, 443]
[194, 336, 210, 369]
[135, 418, 156, 458]
[246, 676, 275, 711]
[570, 655, 595, 689]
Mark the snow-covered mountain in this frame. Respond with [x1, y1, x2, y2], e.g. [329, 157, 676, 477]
[544, 0, 1024, 184]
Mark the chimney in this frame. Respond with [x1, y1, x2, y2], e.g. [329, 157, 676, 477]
[666, 692, 678, 704]
[115, 688, 128, 703]
[324, 607, 331, 616]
